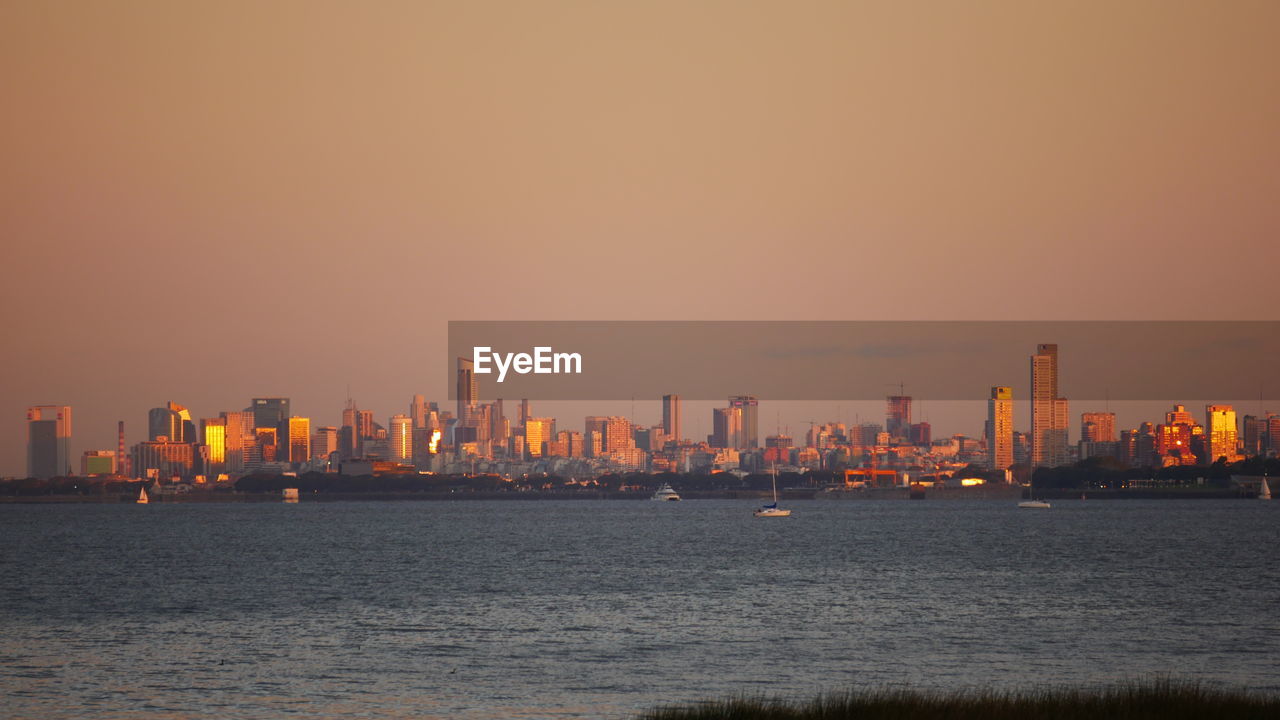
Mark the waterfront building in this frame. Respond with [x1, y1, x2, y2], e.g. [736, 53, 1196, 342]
[26, 405, 72, 479]
[80, 450, 115, 476]
[987, 386, 1014, 471]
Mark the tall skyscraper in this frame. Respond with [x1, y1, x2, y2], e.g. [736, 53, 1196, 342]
[524, 417, 554, 459]
[220, 410, 253, 474]
[520, 399, 531, 428]
[288, 417, 311, 464]
[603, 417, 632, 451]
[201, 417, 227, 469]
[26, 405, 71, 479]
[662, 394, 681, 444]
[149, 401, 193, 442]
[457, 357, 477, 423]
[387, 414, 411, 461]
[712, 407, 742, 449]
[886, 396, 912, 440]
[250, 397, 290, 429]
[987, 386, 1014, 471]
[1031, 344, 1069, 467]
[1205, 405, 1239, 463]
[410, 394, 428, 428]
[312, 426, 339, 460]
[1081, 412, 1117, 443]
[730, 396, 758, 449]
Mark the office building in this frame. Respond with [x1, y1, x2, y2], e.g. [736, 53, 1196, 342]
[250, 397, 290, 430]
[313, 426, 339, 460]
[388, 414, 412, 462]
[886, 396, 912, 440]
[149, 402, 193, 442]
[987, 386, 1014, 471]
[1205, 405, 1240, 463]
[730, 396, 758, 449]
[288, 417, 311, 464]
[711, 407, 742, 449]
[662, 394, 681, 444]
[201, 417, 227, 469]
[524, 417, 554, 459]
[457, 357, 477, 423]
[1081, 412, 1117, 443]
[1031, 344, 1069, 467]
[26, 405, 72, 479]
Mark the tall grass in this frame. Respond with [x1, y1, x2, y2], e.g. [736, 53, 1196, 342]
[639, 678, 1279, 720]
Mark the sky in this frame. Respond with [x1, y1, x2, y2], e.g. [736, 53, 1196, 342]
[2, 1, 1278, 476]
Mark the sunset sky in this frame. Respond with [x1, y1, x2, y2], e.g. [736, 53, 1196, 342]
[2, 1, 1278, 475]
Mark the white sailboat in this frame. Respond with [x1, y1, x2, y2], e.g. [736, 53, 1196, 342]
[136, 486, 149, 504]
[1018, 473, 1050, 509]
[754, 465, 791, 517]
[1260, 478, 1272, 501]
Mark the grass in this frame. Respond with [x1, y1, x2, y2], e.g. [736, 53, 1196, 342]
[638, 678, 1280, 720]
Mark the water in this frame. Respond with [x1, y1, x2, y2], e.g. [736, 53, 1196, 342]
[2, 499, 1278, 718]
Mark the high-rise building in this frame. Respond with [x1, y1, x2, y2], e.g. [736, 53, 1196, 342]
[312, 426, 339, 460]
[410, 394, 428, 428]
[457, 357, 477, 423]
[201, 417, 227, 469]
[132, 438, 195, 479]
[603, 417, 631, 451]
[987, 386, 1014, 470]
[149, 402, 193, 442]
[1242, 415, 1264, 457]
[288, 417, 311, 464]
[524, 417, 554, 459]
[1031, 344, 1068, 467]
[1205, 405, 1240, 463]
[220, 411, 253, 474]
[730, 396, 758, 449]
[886, 396, 912, 440]
[520, 399, 531, 428]
[250, 397, 290, 430]
[1081, 412, 1117, 443]
[1165, 404, 1196, 426]
[388, 414, 412, 462]
[26, 405, 72, 479]
[711, 407, 742, 449]
[662, 394, 681, 444]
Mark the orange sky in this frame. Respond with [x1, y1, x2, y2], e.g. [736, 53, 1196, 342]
[2, 1, 1278, 473]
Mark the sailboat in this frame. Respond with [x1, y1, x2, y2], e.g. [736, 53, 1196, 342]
[754, 465, 791, 517]
[1018, 473, 1050, 509]
[1260, 477, 1272, 501]
[136, 486, 149, 504]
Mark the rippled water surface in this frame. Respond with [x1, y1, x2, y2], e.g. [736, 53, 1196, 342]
[2, 499, 1278, 718]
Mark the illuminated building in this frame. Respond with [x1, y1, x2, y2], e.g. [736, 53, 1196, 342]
[524, 417, 554, 458]
[410, 394, 428, 428]
[81, 450, 115, 476]
[1205, 405, 1240, 463]
[389, 414, 412, 462]
[711, 407, 741, 449]
[255, 427, 278, 465]
[201, 417, 227, 468]
[149, 402, 193, 442]
[729, 396, 758, 449]
[1166, 404, 1195, 426]
[986, 386, 1014, 471]
[220, 411, 253, 474]
[1156, 423, 1196, 465]
[288, 417, 311, 464]
[1031, 344, 1069, 467]
[131, 438, 195, 479]
[886, 396, 912, 440]
[662, 394, 681, 444]
[27, 405, 72, 479]
[910, 422, 931, 445]
[1081, 412, 1117, 442]
[603, 417, 632, 451]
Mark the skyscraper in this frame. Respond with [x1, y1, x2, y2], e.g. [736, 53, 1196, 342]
[524, 417, 554, 459]
[1081, 412, 1117, 443]
[312, 426, 339, 460]
[26, 405, 72, 479]
[603, 417, 631, 451]
[987, 386, 1014, 471]
[886, 396, 912, 440]
[388, 414, 413, 462]
[149, 401, 193, 442]
[201, 417, 227, 469]
[410, 394, 428, 428]
[1205, 405, 1239, 463]
[712, 407, 742, 449]
[250, 397, 290, 430]
[1031, 344, 1068, 467]
[729, 396, 758, 449]
[288, 417, 311, 464]
[662, 394, 681, 444]
[457, 357, 477, 423]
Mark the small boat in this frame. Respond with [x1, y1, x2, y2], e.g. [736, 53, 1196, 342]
[136, 486, 149, 504]
[282, 488, 300, 503]
[1018, 499, 1051, 509]
[1260, 478, 1272, 501]
[754, 465, 791, 517]
[651, 484, 681, 501]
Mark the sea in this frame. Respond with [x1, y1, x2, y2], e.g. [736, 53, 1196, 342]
[1, 498, 1277, 718]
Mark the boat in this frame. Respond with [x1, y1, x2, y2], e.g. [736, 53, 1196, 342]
[1260, 478, 1272, 501]
[754, 465, 791, 517]
[136, 486, 149, 504]
[282, 488, 300, 503]
[1018, 475, 1050, 509]
[651, 483, 681, 501]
